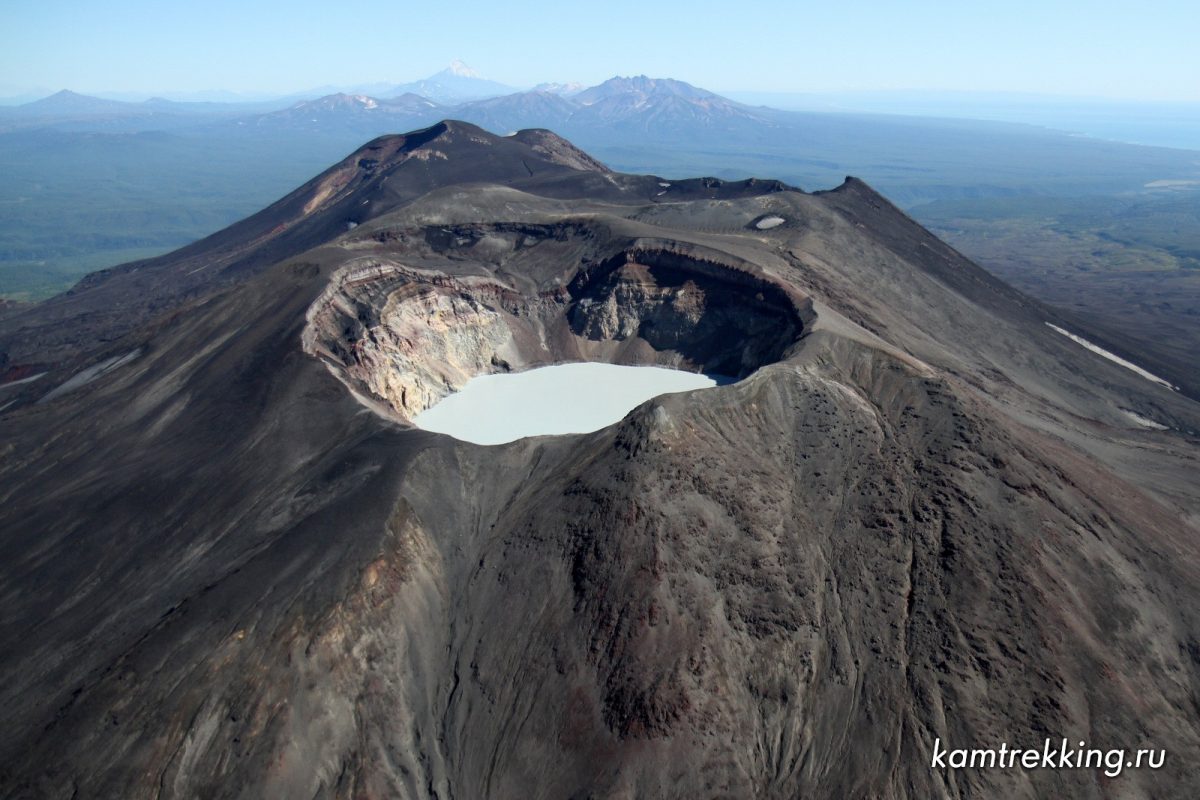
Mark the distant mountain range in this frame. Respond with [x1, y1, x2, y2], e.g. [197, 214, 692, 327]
[0, 71, 776, 136]
[7, 62, 1199, 151]
[243, 92, 445, 133]
[18, 89, 137, 116]
[0, 89, 281, 132]
[241, 76, 785, 142]
[9, 64, 1197, 153]
[0, 62, 520, 112]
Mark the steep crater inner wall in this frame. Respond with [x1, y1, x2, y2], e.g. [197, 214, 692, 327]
[305, 245, 812, 423]
[567, 250, 804, 378]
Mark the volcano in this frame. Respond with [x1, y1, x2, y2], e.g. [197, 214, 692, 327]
[0, 121, 1198, 799]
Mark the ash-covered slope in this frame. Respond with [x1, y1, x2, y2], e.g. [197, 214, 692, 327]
[1, 123, 1199, 799]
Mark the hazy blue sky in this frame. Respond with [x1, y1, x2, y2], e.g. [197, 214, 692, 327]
[2, 0, 1197, 100]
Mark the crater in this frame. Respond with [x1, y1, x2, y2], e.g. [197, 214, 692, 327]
[304, 237, 814, 430]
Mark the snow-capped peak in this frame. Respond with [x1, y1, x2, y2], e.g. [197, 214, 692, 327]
[532, 81, 586, 96]
[446, 60, 480, 78]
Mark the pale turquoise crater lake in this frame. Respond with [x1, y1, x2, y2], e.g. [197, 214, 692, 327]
[412, 362, 723, 445]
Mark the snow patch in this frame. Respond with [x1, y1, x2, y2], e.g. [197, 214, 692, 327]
[1144, 179, 1200, 189]
[39, 349, 142, 403]
[0, 371, 47, 389]
[1121, 409, 1169, 430]
[755, 216, 786, 230]
[1045, 323, 1177, 390]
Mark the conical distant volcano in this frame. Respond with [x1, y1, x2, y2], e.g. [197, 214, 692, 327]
[0, 121, 1198, 799]
[384, 61, 518, 103]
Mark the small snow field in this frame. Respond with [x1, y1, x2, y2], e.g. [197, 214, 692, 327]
[39, 349, 142, 403]
[1121, 409, 1169, 430]
[0, 371, 47, 389]
[1046, 323, 1177, 391]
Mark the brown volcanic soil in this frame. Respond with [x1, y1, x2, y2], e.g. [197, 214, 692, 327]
[1, 122, 1199, 799]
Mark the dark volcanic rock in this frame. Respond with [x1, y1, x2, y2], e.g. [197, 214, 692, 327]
[1, 122, 1199, 799]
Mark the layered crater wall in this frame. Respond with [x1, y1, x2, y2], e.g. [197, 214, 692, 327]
[304, 237, 815, 423]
